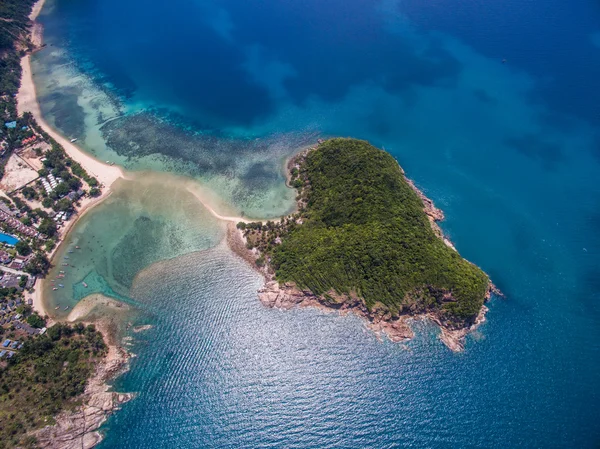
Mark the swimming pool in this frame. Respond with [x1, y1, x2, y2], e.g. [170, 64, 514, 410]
[0, 233, 19, 246]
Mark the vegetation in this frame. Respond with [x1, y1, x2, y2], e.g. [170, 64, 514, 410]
[15, 240, 31, 256]
[0, 323, 106, 448]
[0, 0, 36, 120]
[24, 252, 50, 276]
[241, 139, 489, 326]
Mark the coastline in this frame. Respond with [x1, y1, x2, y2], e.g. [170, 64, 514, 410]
[28, 190, 113, 321]
[17, 2, 124, 318]
[33, 318, 134, 449]
[12, 5, 134, 447]
[226, 144, 497, 352]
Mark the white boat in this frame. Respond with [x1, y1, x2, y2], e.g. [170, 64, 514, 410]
[70, 138, 78, 143]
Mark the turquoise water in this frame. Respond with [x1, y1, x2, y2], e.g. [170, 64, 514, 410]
[0, 233, 18, 246]
[32, 0, 600, 446]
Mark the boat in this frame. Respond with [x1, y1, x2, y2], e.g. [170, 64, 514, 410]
[52, 287, 58, 291]
[70, 138, 77, 143]
[82, 282, 88, 288]
[68, 250, 74, 253]
[62, 263, 68, 266]
[63, 306, 69, 310]
[75, 246, 80, 249]
[58, 284, 64, 288]
[55, 306, 59, 310]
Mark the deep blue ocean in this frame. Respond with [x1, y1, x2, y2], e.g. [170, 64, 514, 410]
[33, 0, 600, 447]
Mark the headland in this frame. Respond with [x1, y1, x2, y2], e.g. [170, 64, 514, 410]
[229, 138, 498, 351]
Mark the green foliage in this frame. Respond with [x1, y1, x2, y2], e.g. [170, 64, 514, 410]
[38, 218, 56, 237]
[26, 313, 45, 328]
[0, 323, 106, 448]
[41, 197, 53, 208]
[89, 187, 101, 197]
[15, 240, 31, 256]
[54, 198, 72, 212]
[265, 139, 489, 325]
[24, 252, 50, 276]
[54, 182, 70, 197]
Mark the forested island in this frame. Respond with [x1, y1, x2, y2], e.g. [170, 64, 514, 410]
[235, 138, 495, 350]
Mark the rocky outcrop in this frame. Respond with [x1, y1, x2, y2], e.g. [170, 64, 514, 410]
[258, 281, 416, 344]
[32, 343, 133, 449]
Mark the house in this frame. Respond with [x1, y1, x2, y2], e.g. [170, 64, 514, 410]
[14, 321, 41, 335]
[4, 121, 16, 129]
[2, 339, 10, 347]
[1, 275, 21, 289]
[0, 202, 13, 215]
[9, 257, 27, 270]
[0, 350, 6, 358]
[0, 251, 12, 264]
[10, 341, 18, 349]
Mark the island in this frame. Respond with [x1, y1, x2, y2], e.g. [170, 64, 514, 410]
[233, 138, 496, 350]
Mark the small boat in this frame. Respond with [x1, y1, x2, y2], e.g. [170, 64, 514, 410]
[70, 138, 78, 143]
[68, 250, 74, 253]
[82, 282, 88, 288]
[58, 284, 64, 288]
[52, 287, 58, 291]
[55, 306, 60, 310]
[62, 263, 68, 266]
[63, 306, 69, 310]
[65, 256, 69, 259]
[75, 246, 80, 249]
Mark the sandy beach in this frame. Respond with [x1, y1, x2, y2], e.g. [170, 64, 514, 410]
[17, 0, 124, 318]
[17, 56, 123, 188]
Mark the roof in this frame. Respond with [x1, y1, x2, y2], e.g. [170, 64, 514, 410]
[4, 121, 16, 129]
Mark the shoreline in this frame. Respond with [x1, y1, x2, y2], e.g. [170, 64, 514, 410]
[28, 190, 114, 321]
[226, 144, 497, 352]
[33, 318, 134, 449]
[17, 1, 124, 318]
[13, 6, 134, 447]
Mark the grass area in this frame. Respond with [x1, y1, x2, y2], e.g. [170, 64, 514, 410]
[0, 323, 106, 449]
[242, 138, 489, 326]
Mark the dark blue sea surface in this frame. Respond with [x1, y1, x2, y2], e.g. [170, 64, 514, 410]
[33, 0, 600, 447]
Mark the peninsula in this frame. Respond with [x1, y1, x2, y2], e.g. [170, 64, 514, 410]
[234, 138, 495, 350]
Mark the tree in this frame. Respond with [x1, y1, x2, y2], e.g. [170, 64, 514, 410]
[25, 252, 50, 276]
[15, 241, 31, 256]
[26, 313, 45, 328]
[38, 218, 56, 237]
[54, 182, 70, 197]
[67, 177, 82, 191]
[89, 187, 101, 197]
[54, 198, 72, 212]
[21, 187, 35, 200]
[41, 197, 53, 208]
